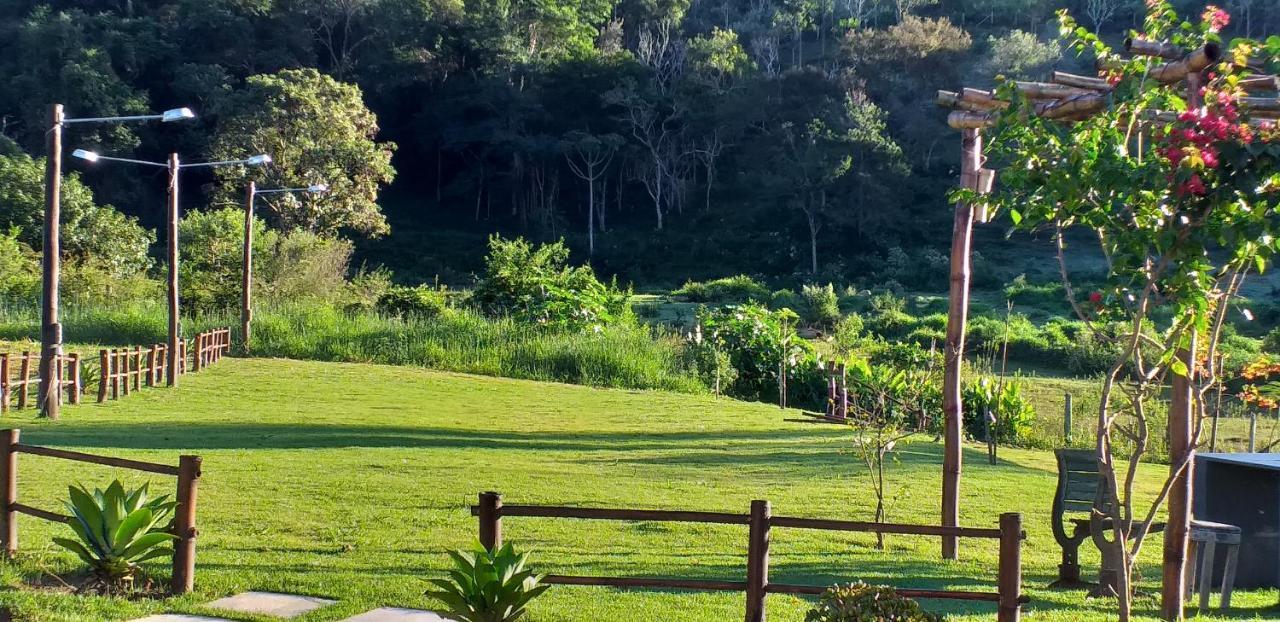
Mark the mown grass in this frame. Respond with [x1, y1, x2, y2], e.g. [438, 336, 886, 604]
[0, 359, 1274, 621]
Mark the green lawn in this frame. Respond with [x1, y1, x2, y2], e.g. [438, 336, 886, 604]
[0, 358, 1276, 621]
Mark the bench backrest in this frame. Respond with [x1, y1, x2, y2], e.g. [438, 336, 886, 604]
[1056, 449, 1108, 513]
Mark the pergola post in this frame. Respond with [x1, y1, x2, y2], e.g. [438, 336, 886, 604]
[941, 127, 981, 560]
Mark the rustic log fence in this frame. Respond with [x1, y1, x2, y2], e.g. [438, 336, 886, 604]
[97, 328, 230, 404]
[471, 493, 1026, 622]
[1, 327, 231, 411]
[0, 429, 202, 593]
[0, 353, 81, 413]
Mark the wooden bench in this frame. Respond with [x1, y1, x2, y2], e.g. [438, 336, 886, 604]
[1050, 448, 1164, 590]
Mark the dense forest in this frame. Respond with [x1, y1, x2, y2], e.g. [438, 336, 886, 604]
[2, 0, 1277, 288]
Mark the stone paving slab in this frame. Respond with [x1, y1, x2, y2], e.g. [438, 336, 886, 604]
[204, 591, 337, 618]
[339, 608, 454, 621]
[129, 616, 236, 622]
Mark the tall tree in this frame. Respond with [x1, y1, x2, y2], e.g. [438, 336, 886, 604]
[210, 68, 396, 239]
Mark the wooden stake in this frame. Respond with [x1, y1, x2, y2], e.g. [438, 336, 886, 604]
[745, 499, 771, 622]
[40, 104, 63, 421]
[941, 128, 980, 560]
[997, 513, 1023, 622]
[171, 455, 201, 594]
[193, 333, 203, 373]
[97, 350, 109, 403]
[111, 349, 120, 400]
[69, 353, 80, 405]
[1162, 342, 1196, 621]
[17, 352, 30, 410]
[478, 492, 503, 552]
[0, 429, 17, 557]
[0, 354, 9, 413]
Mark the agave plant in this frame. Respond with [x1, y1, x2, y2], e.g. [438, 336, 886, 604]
[53, 480, 177, 583]
[428, 542, 549, 622]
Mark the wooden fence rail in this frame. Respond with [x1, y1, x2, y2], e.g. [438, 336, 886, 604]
[0, 429, 202, 594]
[0, 353, 81, 413]
[471, 493, 1026, 622]
[97, 328, 231, 404]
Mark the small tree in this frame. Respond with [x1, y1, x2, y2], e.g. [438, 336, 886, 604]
[972, 4, 1280, 618]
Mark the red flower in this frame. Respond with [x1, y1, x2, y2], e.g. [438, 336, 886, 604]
[1203, 5, 1230, 32]
[1088, 291, 1103, 304]
[1180, 174, 1207, 196]
[1202, 147, 1219, 168]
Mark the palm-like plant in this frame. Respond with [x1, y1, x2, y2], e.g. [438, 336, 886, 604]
[428, 542, 549, 622]
[53, 480, 177, 583]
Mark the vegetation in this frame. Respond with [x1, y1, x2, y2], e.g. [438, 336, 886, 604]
[805, 583, 943, 622]
[428, 542, 549, 622]
[0, 358, 1273, 621]
[54, 481, 176, 589]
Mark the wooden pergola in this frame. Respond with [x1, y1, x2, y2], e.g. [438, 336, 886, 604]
[934, 37, 1280, 620]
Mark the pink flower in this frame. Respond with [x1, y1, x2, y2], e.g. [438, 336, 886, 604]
[1182, 174, 1207, 196]
[1089, 291, 1103, 304]
[1201, 147, 1219, 168]
[1203, 5, 1230, 33]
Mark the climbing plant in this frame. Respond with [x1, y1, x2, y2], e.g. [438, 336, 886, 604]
[960, 3, 1280, 619]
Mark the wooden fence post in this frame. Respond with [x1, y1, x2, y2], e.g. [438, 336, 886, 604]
[745, 499, 771, 622]
[98, 350, 109, 403]
[17, 352, 30, 409]
[0, 429, 18, 557]
[68, 354, 80, 405]
[132, 347, 141, 392]
[119, 349, 130, 397]
[1064, 393, 1073, 444]
[479, 492, 503, 552]
[53, 355, 63, 407]
[171, 455, 201, 594]
[111, 349, 121, 399]
[997, 512, 1023, 622]
[0, 354, 9, 413]
[147, 347, 157, 387]
[1249, 412, 1258, 452]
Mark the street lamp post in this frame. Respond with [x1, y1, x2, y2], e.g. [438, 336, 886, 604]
[71, 150, 270, 386]
[241, 182, 327, 352]
[39, 105, 194, 420]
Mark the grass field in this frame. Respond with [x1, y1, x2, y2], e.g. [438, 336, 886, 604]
[0, 358, 1276, 621]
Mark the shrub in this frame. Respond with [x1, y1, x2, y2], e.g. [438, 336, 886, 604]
[1266, 327, 1280, 354]
[341, 266, 394, 311]
[0, 229, 38, 299]
[800, 284, 841, 328]
[864, 309, 917, 339]
[256, 230, 354, 304]
[805, 582, 943, 622]
[963, 376, 1037, 444]
[694, 303, 821, 406]
[428, 542, 549, 622]
[378, 285, 448, 318]
[770, 288, 801, 311]
[673, 274, 769, 303]
[55, 481, 176, 588]
[473, 235, 629, 331]
[832, 314, 864, 357]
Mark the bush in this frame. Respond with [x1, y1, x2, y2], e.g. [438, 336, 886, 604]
[378, 285, 448, 318]
[673, 275, 769, 303]
[963, 376, 1037, 444]
[473, 235, 629, 331]
[799, 283, 841, 328]
[0, 229, 38, 299]
[428, 542, 549, 622]
[693, 303, 822, 406]
[832, 314, 864, 358]
[1266, 327, 1280, 354]
[770, 288, 801, 311]
[805, 582, 943, 622]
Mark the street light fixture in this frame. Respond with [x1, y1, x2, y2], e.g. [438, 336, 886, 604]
[240, 180, 328, 351]
[40, 104, 195, 420]
[74, 149, 270, 386]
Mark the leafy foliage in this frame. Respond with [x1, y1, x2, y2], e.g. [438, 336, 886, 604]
[377, 285, 449, 318]
[473, 236, 630, 331]
[693, 303, 820, 405]
[673, 275, 769, 303]
[962, 377, 1037, 444]
[805, 582, 943, 622]
[54, 481, 176, 584]
[210, 68, 396, 239]
[427, 542, 549, 622]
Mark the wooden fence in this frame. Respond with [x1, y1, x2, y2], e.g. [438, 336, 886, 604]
[1, 328, 232, 411]
[0, 429, 202, 594]
[471, 493, 1026, 622]
[97, 328, 231, 404]
[0, 353, 81, 413]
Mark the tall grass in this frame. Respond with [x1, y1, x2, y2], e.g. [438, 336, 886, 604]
[0, 300, 706, 394]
